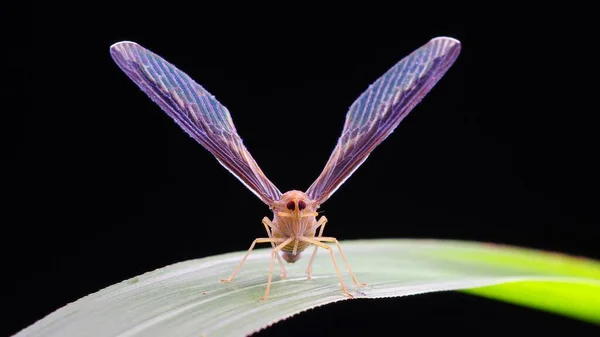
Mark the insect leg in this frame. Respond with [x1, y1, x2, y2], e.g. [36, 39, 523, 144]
[220, 237, 284, 284]
[305, 216, 328, 279]
[299, 236, 353, 298]
[260, 237, 294, 301]
[262, 217, 287, 279]
[313, 237, 366, 287]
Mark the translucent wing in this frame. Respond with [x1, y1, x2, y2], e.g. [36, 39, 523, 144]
[110, 41, 282, 205]
[306, 37, 461, 204]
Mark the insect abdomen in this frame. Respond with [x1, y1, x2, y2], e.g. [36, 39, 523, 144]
[280, 240, 311, 263]
[282, 240, 311, 254]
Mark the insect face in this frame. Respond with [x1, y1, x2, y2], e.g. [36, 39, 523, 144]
[276, 190, 315, 219]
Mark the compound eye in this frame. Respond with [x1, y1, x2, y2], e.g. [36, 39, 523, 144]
[298, 200, 306, 211]
[286, 200, 295, 210]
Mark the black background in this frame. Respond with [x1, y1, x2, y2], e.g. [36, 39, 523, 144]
[9, 2, 599, 336]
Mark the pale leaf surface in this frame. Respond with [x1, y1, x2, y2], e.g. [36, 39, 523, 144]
[14, 239, 600, 337]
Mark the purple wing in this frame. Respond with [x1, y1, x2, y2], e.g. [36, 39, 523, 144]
[306, 37, 461, 204]
[110, 41, 282, 205]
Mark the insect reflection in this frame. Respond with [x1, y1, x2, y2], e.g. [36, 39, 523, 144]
[110, 36, 461, 300]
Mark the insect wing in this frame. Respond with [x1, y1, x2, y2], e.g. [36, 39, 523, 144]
[306, 37, 461, 204]
[110, 41, 282, 205]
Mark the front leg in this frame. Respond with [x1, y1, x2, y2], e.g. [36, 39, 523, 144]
[262, 217, 287, 279]
[299, 235, 353, 298]
[305, 216, 327, 279]
[260, 237, 294, 301]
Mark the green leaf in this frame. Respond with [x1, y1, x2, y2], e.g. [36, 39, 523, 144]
[14, 239, 600, 337]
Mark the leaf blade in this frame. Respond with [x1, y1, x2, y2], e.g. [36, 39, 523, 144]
[14, 239, 600, 337]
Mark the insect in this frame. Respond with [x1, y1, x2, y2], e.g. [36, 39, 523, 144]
[110, 36, 461, 300]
